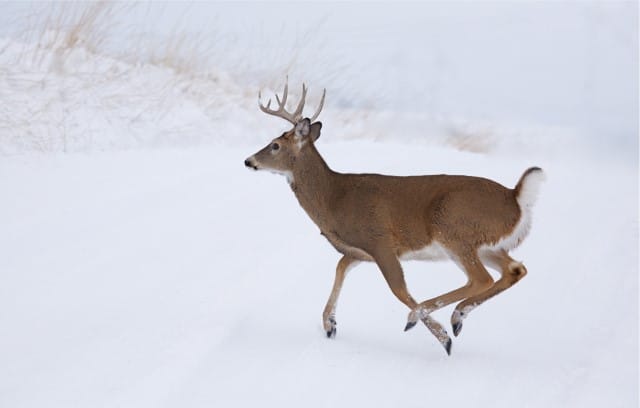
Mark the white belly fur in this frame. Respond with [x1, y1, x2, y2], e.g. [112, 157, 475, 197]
[400, 241, 449, 261]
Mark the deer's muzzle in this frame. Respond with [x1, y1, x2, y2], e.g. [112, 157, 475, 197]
[244, 157, 259, 170]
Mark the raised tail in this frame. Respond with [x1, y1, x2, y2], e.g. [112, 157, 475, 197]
[514, 167, 545, 209]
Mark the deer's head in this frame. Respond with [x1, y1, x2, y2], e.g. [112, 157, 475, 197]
[244, 81, 325, 182]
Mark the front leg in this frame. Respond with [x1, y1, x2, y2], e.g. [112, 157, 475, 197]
[323, 255, 359, 338]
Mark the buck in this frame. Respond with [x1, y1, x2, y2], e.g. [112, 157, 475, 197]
[244, 81, 544, 355]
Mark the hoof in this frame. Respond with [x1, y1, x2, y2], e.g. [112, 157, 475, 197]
[452, 321, 463, 337]
[326, 327, 336, 338]
[404, 320, 417, 332]
[451, 309, 465, 337]
[444, 338, 452, 356]
[325, 317, 337, 339]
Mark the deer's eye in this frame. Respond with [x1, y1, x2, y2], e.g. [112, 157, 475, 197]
[271, 142, 280, 151]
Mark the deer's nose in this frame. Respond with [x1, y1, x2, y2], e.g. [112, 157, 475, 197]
[244, 157, 258, 170]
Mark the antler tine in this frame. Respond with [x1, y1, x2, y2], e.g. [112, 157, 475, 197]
[258, 80, 325, 125]
[258, 80, 297, 124]
[292, 83, 307, 121]
[275, 80, 288, 109]
[308, 88, 326, 123]
[258, 90, 271, 111]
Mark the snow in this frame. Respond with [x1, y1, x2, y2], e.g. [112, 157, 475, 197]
[1, 144, 636, 407]
[0, 2, 637, 408]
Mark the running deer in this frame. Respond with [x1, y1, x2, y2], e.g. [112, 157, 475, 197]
[244, 81, 544, 355]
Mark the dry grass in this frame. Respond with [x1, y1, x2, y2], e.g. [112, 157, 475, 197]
[41, 1, 114, 51]
[145, 29, 217, 76]
[0, 2, 229, 154]
[10, 2, 218, 78]
[0, 2, 337, 153]
[16, 2, 125, 69]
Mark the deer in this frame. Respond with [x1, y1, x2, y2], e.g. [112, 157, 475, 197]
[244, 80, 544, 355]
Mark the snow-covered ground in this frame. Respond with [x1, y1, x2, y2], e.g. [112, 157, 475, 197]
[0, 2, 637, 408]
[1, 143, 636, 407]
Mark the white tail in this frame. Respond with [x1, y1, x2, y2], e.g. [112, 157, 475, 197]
[515, 167, 546, 209]
[245, 80, 544, 355]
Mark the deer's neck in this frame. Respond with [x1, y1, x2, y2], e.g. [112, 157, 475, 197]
[290, 143, 338, 228]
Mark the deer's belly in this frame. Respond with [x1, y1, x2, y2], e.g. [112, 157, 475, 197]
[399, 242, 449, 261]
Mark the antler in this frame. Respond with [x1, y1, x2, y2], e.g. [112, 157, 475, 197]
[258, 78, 326, 125]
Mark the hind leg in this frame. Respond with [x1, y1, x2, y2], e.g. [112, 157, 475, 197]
[451, 249, 527, 336]
[405, 252, 494, 330]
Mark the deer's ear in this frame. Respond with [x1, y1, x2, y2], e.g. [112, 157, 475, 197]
[294, 118, 311, 140]
[309, 121, 322, 142]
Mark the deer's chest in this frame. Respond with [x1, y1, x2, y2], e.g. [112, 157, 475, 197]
[321, 230, 374, 262]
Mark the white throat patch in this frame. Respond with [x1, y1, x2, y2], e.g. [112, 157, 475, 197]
[266, 169, 294, 185]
